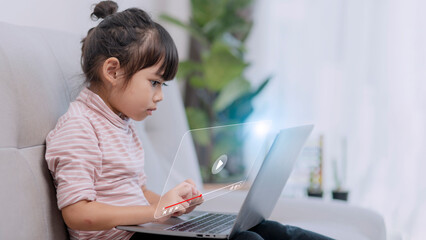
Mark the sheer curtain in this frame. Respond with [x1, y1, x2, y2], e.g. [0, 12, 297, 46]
[246, 0, 426, 239]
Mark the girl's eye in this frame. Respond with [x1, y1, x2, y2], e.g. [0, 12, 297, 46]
[150, 80, 168, 87]
[150, 80, 160, 87]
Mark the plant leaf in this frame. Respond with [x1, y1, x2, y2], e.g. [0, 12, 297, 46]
[202, 41, 248, 92]
[189, 76, 206, 89]
[159, 14, 209, 46]
[176, 60, 202, 80]
[186, 107, 209, 129]
[213, 77, 251, 112]
[186, 107, 210, 146]
[191, 0, 227, 27]
[252, 75, 272, 97]
[216, 76, 272, 124]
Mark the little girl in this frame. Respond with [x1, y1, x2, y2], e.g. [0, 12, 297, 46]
[46, 1, 332, 240]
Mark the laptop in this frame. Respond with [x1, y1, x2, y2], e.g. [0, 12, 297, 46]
[117, 124, 314, 239]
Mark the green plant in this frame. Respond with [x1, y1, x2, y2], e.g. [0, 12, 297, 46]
[308, 135, 323, 194]
[161, 0, 270, 182]
[333, 137, 348, 192]
[332, 159, 342, 191]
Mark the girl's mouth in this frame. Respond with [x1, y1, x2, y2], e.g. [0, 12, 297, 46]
[147, 108, 156, 115]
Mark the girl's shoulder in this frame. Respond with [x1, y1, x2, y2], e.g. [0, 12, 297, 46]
[60, 99, 92, 124]
[47, 100, 95, 139]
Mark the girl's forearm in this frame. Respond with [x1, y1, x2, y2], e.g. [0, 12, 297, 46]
[62, 200, 156, 231]
[142, 185, 161, 204]
[143, 189, 161, 204]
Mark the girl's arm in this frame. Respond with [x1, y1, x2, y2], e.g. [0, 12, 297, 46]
[142, 185, 161, 204]
[61, 200, 155, 231]
[62, 181, 196, 231]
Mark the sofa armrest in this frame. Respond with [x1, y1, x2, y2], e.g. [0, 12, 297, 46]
[196, 190, 386, 240]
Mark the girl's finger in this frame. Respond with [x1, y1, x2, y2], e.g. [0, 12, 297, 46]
[181, 201, 190, 209]
[184, 179, 198, 195]
[185, 179, 195, 186]
[176, 182, 192, 197]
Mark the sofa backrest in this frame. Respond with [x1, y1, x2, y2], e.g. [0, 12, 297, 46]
[0, 22, 201, 239]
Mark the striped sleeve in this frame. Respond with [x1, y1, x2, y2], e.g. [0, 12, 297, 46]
[138, 167, 147, 187]
[45, 116, 102, 210]
[137, 147, 146, 187]
[130, 122, 147, 188]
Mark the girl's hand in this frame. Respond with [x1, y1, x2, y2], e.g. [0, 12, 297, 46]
[154, 181, 195, 222]
[177, 179, 204, 215]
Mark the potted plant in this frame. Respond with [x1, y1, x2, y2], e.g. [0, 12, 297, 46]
[161, 0, 271, 183]
[307, 168, 323, 198]
[307, 135, 324, 198]
[331, 138, 349, 201]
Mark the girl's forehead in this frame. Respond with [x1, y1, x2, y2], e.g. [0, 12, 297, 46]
[139, 64, 164, 78]
[149, 62, 165, 76]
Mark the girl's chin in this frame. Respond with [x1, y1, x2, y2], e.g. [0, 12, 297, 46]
[133, 113, 148, 121]
[133, 116, 147, 121]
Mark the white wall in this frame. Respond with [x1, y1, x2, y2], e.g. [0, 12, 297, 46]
[0, 0, 191, 60]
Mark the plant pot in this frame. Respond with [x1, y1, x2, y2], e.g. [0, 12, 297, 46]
[307, 188, 323, 198]
[332, 190, 349, 201]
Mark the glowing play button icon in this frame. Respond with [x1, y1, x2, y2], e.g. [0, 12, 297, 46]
[212, 154, 228, 174]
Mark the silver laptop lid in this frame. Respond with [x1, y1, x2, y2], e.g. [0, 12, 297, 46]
[229, 124, 314, 239]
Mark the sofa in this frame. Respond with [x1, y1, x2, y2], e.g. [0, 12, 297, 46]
[0, 21, 386, 240]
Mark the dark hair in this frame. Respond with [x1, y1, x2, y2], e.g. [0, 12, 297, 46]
[81, 1, 178, 88]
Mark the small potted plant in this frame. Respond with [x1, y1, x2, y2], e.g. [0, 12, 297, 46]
[306, 135, 323, 198]
[307, 167, 323, 198]
[331, 138, 349, 201]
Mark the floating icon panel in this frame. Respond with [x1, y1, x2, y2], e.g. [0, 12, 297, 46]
[153, 121, 270, 219]
[212, 154, 228, 175]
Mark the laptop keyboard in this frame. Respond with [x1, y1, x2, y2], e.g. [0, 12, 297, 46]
[165, 213, 236, 234]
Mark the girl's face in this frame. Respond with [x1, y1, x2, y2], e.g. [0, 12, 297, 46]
[108, 63, 166, 121]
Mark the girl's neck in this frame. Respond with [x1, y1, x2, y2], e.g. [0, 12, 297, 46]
[88, 84, 120, 116]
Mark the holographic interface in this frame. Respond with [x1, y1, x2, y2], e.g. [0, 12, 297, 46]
[154, 121, 271, 219]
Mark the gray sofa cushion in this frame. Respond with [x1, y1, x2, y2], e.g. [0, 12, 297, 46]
[0, 22, 80, 239]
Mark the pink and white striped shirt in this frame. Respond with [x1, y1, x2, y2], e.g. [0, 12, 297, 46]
[45, 87, 149, 240]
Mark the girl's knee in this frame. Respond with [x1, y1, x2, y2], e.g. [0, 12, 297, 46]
[232, 231, 264, 240]
[257, 220, 285, 231]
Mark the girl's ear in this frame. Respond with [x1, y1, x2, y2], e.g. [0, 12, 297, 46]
[102, 57, 121, 87]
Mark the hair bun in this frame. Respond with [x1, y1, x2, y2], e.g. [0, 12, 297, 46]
[91, 1, 118, 20]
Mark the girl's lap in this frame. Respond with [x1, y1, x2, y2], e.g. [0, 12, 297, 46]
[129, 220, 333, 240]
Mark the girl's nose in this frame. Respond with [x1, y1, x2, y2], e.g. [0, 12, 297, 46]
[153, 88, 163, 103]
